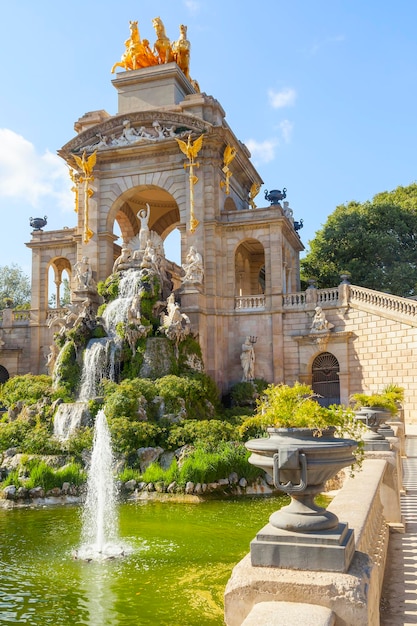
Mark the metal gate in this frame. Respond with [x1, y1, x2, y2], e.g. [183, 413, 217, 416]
[0, 365, 9, 384]
[312, 352, 340, 407]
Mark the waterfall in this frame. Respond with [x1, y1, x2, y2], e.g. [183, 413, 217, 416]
[53, 402, 90, 440]
[77, 409, 125, 560]
[78, 338, 121, 401]
[77, 269, 141, 399]
[102, 268, 142, 332]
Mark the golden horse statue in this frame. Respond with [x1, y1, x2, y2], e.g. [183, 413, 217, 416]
[152, 17, 173, 64]
[172, 24, 190, 79]
[111, 20, 158, 73]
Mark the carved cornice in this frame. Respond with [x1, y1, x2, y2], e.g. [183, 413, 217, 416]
[59, 111, 213, 161]
[293, 331, 354, 345]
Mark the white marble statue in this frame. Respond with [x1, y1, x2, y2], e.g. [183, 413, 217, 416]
[113, 244, 132, 273]
[161, 293, 191, 344]
[182, 246, 204, 284]
[74, 256, 93, 290]
[137, 204, 151, 251]
[310, 306, 334, 333]
[240, 336, 255, 382]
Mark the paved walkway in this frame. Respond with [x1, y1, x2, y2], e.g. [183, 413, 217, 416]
[380, 430, 417, 625]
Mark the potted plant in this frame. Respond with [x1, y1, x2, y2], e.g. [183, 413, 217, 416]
[350, 385, 403, 434]
[240, 382, 363, 533]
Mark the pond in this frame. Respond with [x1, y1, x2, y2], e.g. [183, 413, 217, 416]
[0, 495, 290, 625]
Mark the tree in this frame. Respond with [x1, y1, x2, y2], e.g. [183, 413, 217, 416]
[0, 264, 31, 309]
[301, 184, 417, 297]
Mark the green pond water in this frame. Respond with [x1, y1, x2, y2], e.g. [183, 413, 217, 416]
[0, 496, 290, 626]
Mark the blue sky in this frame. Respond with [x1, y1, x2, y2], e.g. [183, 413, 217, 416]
[1, 0, 416, 276]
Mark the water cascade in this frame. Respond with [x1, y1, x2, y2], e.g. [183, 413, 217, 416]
[77, 408, 126, 560]
[79, 268, 142, 400]
[54, 269, 143, 438]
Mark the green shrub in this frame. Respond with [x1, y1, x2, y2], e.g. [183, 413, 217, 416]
[0, 374, 52, 408]
[25, 461, 56, 491]
[155, 373, 219, 419]
[62, 428, 94, 459]
[97, 274, 120, 302]
[20, 426, 63, 455]
[230, 379, 268, 407]
[167, 419, 238, 449]
[103, 378, 157, 421]
[0, 420, 32, 452]
[178, 442, 262, 485]
[55, 462, 86, 486]
[118, 467, 142, 483]
[1, 469, 21, 488]
[109, 418, 162, 455]
[141, 459, 179, 484]
[53, 340, 80, 397]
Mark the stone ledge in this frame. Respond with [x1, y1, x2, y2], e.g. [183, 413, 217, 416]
[241, 601, 335, 626]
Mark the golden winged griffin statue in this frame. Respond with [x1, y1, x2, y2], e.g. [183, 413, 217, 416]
[70, 151, 97, 244]
[176, 134, 204, 234]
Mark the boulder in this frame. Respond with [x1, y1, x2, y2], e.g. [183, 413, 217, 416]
[137, 447, 164, 473]
[3, 485, 16, 499]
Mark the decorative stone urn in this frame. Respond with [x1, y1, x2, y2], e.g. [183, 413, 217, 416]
[354, 407, 394, 450]
[245, 427, 358, 571]
[30, 216, 48, 231]
[264, 188, 287, 205]
[246, 427, 358, 532]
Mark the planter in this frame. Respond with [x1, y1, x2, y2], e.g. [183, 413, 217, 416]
[354, 408, 394, 449]
[245, 427, 357, 532]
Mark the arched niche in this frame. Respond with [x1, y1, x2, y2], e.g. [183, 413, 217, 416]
[224, 197, 237, 211]
[234, 239, 266, 296]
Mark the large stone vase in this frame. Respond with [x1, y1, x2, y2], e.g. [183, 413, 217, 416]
[245, 427, 358, 532]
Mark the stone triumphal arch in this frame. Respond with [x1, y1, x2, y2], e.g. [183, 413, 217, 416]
[9, 16, 416, 421]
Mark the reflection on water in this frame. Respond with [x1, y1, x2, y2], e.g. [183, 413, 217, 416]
[0, 496, 289, 625]
[78, 562, 117, 626]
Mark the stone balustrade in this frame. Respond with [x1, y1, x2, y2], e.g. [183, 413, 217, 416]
[225, 453, 395, 626]
[235, 295, 266, 310]
[0, 309, 31, 325]
[282, 283, 417, 326]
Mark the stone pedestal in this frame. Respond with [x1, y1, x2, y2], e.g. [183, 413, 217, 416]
[112, 63, 196, 113]
[250, 521, 355, 573]
[224, 552, 380, 626]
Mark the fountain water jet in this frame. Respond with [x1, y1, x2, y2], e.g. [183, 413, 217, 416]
[77, 408, 127, 560]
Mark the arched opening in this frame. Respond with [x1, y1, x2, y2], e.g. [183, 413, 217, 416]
[48, 258, 72, 309]
[312, 352, 340, 407]
[109, 185, 181, 266]
[235, 239, 265, 296]
[0, 364, 10, 384]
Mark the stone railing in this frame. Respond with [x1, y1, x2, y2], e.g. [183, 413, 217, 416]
[12, 310, 31, 323]
[349, 285, 417, 324]
[283, 283, 417, 325]
[316, 287, 340, 306]
[46, 308, 67, 324]
[282, 292, 307, 307]
[235, 295, 266, 310]
[0, 309, 31, 325]
[225, 455, 394, 626]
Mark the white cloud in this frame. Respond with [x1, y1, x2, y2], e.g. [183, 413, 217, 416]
[0, 128, 73, 212]
[183, 0, 200, 12]
[245, 138, 279, 164]
[268, 87, 297, 109]
[310, 34, 345, 55]
[279, 120, 293, 143]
